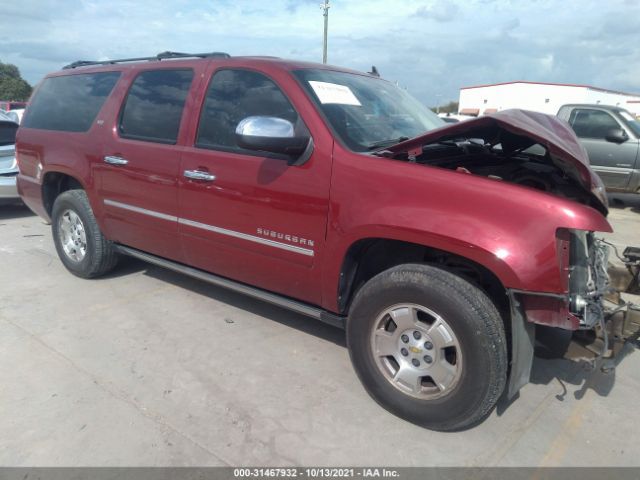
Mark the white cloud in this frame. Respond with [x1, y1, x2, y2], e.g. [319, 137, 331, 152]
[1, 0, 639, 105]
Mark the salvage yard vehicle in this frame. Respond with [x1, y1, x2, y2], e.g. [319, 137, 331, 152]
[14, 52, 635, 431]
[558, 104, 640, 194]
[0, 101, 27, 111]
[0, 110, 19, 201]
[4, 108, 25, 125]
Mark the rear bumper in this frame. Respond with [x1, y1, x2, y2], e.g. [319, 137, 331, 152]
[0, 174, 18, 199]
[16, 174, 50, 221]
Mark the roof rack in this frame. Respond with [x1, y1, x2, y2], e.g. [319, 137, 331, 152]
[62, 51, 231, 70]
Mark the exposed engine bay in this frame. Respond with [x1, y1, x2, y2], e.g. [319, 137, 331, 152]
[377, 110, 610, 214]
[375, 110, 639, 383]
[386, 138, 606, 214]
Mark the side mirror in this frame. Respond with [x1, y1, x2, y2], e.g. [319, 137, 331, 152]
[235, 116, 310, 156]
[605, 128, 628, 144]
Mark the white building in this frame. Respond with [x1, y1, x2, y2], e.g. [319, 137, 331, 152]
[457, 81, 640, 117]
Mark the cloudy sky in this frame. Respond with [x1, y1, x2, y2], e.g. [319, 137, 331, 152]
[1, 0, 639, 106]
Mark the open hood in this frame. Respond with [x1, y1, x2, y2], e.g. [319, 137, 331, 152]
[385, 109, 607, 212]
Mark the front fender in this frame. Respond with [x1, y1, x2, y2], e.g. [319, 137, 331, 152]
[321, 150, 612, 312]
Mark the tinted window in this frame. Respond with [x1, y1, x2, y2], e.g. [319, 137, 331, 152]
[119, 69, 194, 144]
[22, 72, 120, 132]
[569, 109, 620, 139]
[196, 69, 300, 150]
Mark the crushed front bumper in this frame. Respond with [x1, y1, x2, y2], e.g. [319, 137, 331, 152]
[506, 235, 640, 397]
[569, 235, 611, 330]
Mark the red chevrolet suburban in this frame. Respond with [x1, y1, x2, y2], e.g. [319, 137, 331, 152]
[16, 52, 613, 431]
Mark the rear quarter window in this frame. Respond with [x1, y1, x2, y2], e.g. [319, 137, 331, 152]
[22, 72, 121, 132]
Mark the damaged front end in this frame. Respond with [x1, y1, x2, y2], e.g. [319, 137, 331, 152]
[563, 230, 640, 359]
[379, 109, 610, 215]
[570, 239, 640, 371]
[566, 231, 610, 330]
[379, 109, 639, 395]
[507, 233, 640, 397]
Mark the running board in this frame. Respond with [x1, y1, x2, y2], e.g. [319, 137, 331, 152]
[114, 244, 345, 329]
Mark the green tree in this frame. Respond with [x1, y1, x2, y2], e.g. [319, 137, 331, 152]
[0, 61, 32, 101]
[430, 100, 459, 114]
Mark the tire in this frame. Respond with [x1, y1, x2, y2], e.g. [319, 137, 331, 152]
[51, 189, 119, 278]
[347, 263, 507, 431]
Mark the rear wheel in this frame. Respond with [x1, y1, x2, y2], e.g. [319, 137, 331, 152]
[52, 189, 119, 278]
[347, 264, 507, 431]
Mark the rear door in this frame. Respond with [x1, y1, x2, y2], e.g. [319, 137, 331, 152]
[97, 66, 201, 261]
[177, 67, 332, 304]
[567, 107, 639, 190]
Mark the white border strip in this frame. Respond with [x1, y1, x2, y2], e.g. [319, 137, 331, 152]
[104, 199, 315, 257]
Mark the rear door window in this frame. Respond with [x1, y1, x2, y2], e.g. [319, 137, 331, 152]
[568, 108, 620, 139]
[22, 72, 121, 132]
[119, 69, 194, 144]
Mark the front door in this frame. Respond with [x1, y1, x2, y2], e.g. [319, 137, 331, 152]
[97, 67, 198, 261]
[567, 108, 639, 190]
[178, 68, 332, 304]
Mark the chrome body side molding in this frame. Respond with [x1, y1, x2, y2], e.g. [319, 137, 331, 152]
[178, 218, 314, 256]
[104, 199, 178, 222]
[104, 199, 314, 257]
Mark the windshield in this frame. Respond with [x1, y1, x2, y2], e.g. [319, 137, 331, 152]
[619, 110, 640, 137]
[294, 69, 444, 152]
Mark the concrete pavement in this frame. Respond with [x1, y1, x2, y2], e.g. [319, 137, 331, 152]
[0, 198, 638, 466]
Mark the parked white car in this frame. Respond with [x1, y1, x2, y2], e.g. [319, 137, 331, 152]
[4, 108, 24, 124]
[0, 110, 19, 201]
[438, 113, 475, 122]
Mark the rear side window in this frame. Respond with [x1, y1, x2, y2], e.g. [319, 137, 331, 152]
[196, 69, 299, 151]
[119, 69, 194, 144]
[22, 72, 120, 132]
[569, 109, 620, 139]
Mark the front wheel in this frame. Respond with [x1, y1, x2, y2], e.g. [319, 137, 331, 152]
[347, 264, 507, 431]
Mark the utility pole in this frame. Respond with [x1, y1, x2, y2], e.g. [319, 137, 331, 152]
[321, 0, 330, 64]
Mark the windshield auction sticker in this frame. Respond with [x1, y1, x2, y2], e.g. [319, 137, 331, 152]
[309, 81, 362, 106]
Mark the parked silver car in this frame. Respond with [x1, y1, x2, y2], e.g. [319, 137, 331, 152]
[0, 110, 19, 200]
[558, 104, 640, 194]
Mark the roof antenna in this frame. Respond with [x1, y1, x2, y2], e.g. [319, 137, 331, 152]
[368, 66, 380, 77]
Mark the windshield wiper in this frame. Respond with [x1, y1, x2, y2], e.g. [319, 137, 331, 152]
[366, 136, 410, 150]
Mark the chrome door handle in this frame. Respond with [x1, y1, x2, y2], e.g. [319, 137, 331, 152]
[104, 155, 129, 166]
[184, 170, 216, 181]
